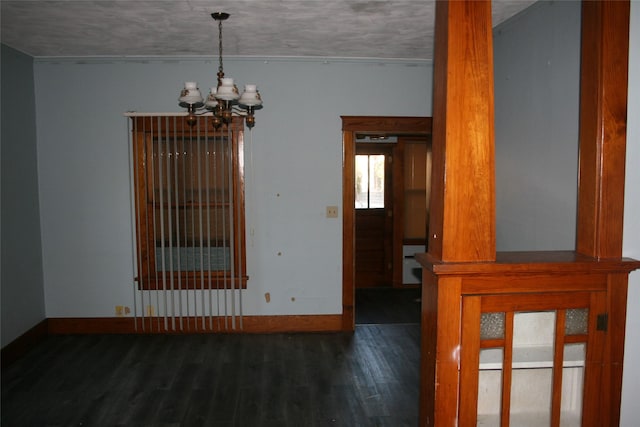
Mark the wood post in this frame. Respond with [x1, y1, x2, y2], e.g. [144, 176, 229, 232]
[428, 0, 496, 263]
[576, 0, 630, 259]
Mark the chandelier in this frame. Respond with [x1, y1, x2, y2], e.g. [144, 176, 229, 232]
[178, 12, 263, 128]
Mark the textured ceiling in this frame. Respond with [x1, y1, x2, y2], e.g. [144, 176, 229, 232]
[1, 1, 536, 60]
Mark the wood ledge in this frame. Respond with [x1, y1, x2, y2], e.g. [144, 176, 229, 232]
[416, 250, 640, 276]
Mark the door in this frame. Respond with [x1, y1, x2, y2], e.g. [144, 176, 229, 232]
[355, 144, 393, 288]
[459, 291, 607, 426]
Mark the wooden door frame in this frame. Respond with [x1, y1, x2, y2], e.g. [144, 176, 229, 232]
[341, 116, 432, 331]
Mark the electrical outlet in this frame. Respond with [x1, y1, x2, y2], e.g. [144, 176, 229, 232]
[326, 205, 339, 218]
[145, 305, 155, 316]
[115, 306, 124, 316]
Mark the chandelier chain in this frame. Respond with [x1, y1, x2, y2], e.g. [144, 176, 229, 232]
[217, 18, 224, 84]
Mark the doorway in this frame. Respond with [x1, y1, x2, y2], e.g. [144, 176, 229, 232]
[341, 116, 433, 330]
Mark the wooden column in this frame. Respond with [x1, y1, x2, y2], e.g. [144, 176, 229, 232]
[421, 1, 496, 425]
[428, 0, 496, 263]
[577, 0, 630, 259]
[577, 2, 630, 425]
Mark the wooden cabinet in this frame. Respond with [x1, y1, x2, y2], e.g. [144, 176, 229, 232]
[418, 251, 640, 426]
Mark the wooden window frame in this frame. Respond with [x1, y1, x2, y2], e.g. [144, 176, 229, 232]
[131, 115, 247, 290]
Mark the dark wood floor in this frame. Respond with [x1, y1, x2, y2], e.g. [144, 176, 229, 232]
[355, 287, 421, 324]
[2, 322, 420, 426]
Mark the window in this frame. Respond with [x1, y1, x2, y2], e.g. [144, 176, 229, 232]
[130, 115, 246, 290]
[355, 154, 386, 209]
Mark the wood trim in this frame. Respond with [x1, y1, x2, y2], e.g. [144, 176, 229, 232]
[392, 140, 405, 287]
[131, 115, 244, 136]
[47, 314, 344, 334]
[582, 291, 608, 426]
[420, 270, 439, 425]
[577, 0, 631, 258]
[1, 319, 49, 369]
[420, 274, 462, 426]
[417, 250, 640, 277]
[551, 309, 567, 426]
[501, 311, 514, 426]
[342, 129, 356, 331]
[603, 273, 630, 426]
[341, 116, 431, 133]
[459, 296, 481, 426]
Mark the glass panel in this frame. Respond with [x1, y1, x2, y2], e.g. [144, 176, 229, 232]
[481, 312, 505, 340]
[561, 343, 585, 427]
[154, 206, 231, 244]
[510, 368, 553, 426]
[565, 308, 589, 335]
[369, 154, 385, 208]
[149, 135, 234, 273]
[510, 311, 556, 426]
[355, 154, 385, 208]
[477, 348, 503, 427]
[513, 311, 556, 349]
[150, 136, 231, 204]
[355, 155, 370, 208]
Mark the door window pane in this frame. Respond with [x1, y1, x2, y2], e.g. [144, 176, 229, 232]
[355, 154, 385, 209]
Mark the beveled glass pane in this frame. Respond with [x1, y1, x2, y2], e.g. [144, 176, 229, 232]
[480, 312, 505, 340]
[561, 343, 585, 427]
[477, 348, 503, 427]
[565, 308, 589, 335]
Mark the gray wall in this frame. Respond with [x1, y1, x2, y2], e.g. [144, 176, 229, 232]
[621, 3, 640, 425]
[494, 1, 581, 251]
[32, 57, 432, 317]
[1, 45, 46, 346]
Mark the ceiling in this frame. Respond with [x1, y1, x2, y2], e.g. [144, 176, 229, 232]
[1, 1, 537, 60]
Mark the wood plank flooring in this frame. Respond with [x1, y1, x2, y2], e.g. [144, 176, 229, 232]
[1, 324, 420, 426]
[355, 288, 421, 324]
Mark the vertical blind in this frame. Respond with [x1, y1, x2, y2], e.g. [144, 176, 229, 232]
[128, 114, 246, 332]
